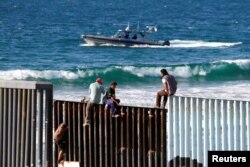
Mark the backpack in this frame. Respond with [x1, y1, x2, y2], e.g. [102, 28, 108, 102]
[165, 75, 177, 95]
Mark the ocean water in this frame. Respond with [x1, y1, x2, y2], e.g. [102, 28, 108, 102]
[1, 0, 250, 106]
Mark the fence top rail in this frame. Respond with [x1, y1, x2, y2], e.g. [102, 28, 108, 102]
[173, 95, 250, 103]
[0, 80, 53, 90]
[54, 99, 167, 111]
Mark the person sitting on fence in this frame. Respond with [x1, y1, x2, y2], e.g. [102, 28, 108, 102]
[156, 69, 177, 108]
[84, 78, 106, 125]
[105, 82, 120, 116]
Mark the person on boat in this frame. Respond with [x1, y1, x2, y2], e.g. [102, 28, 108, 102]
[156, 69, 177, 108]
[132, 34, 137, 40]
[105, 82, 120, 116]
[85, 78, 106, 125]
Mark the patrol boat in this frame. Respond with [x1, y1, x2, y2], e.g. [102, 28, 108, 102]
[81, 23, 170, 46]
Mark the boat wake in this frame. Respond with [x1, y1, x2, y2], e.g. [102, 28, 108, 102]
[170, 40, 242, 48]
[80, 40, 242, 48]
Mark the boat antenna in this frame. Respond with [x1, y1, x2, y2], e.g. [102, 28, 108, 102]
[125, 22, 130, 31]
[137, 21, 140, 31]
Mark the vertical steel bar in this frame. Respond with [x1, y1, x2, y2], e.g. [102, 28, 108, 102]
[99, 105, 105, 167]
[115, 112, 121, 167]
[148, 110, 155, 167]
[25, 89, 32, 167]
[30, 90, 37, 167]
[83, 124, 90, 167]
[78, 103, 83, 167]
[47, 88, 53, 167]
[132, 107, 138, 167]
[68, 102, 72, 161]
[196, 98, 202, 164]
[0, 88, 4, 165]
[215, 99, 221, 151]
[0, 88, 3, 166]
[104, 106, 111, 167]
[38, 89, 43, 167]
[53, 101, 59, 167]
[15, 89, 23, 167]
[137, 108, 143, 167]
[94, 105, 100, 167]
[173, 97, 179, 163]
[247, 102, 250, 150]
[72, 103, 77, 161]
[184, 97, 190, 164]
[110, 107, 115, 167]
[221, 100, 228, 150]
[234, 101, 240, 150]
[11, 89, 18, 167]
[2, 88, 8, 167]
[142, 108, 148, 167]
[20, 89, 27, 167]
[7, 89, 13, 167]
[203, 99, 209, 167]
[179, 97, 185, 160]
[155, 109, 160, 167]
[240, 101, 246, 150]
[161, 108, 167, 167]
[227, 100, 234, 150]
[120, 107, 127, 167]
[126, 107, 132, 167]
[209, 99, 215, 151]
[191, 98, 197, 165]
[167, 96, 174, 161]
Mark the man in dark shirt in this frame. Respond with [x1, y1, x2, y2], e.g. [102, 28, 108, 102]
[106, 82, 120, 116]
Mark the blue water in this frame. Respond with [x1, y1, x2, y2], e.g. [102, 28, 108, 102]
[1, 0, 250, 105]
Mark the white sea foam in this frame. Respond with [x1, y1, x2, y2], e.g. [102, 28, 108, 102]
[169, 40, 242, 48]
[0, 69, 80, 80]
[81, 40, 242, 48]
[0, 58, 249, 80]
[54, 81, 250, 107]
[219, 59, 250, 69]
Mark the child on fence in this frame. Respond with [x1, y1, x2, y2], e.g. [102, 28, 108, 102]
[105, 82, 120, 116]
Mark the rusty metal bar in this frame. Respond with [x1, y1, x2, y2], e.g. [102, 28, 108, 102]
[155, 109, 161, 167]
[142, 108, 148, 167]
[78, 103, 83, 167]
[132, 107, 138, 167]
[126, 107, 132, 167]
[99, 105, 105, 167]
[53, 101, 59, 167]
[111, 110, 116, 167]
[38, 89, 43, 167]
[94, 105, 100, 167]
[161, 109, 167, 167]
[67, 102, 73, 161]
[120, 107, 127, 167]
[83, 124, 90, 167]
[115, 113, 121, 167]
[104, 106, 111, 167]
[148, 109, 155, 167]
[11, 89, 18, 167]
[137, 108, 143, 167]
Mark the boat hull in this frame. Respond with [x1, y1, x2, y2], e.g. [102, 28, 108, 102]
[82, 35, 170, 46]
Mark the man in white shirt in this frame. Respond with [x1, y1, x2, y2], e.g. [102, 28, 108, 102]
[85, 78, 106, 125]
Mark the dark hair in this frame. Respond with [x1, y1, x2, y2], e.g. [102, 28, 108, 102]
[160, 69, 168, 75]
[110, 82, 117, 86]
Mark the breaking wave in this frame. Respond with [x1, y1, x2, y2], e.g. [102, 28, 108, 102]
[0, 59, 249, 83]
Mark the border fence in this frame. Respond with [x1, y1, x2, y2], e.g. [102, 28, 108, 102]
[1, 80, 250, 167]
[0, 80, 53, 167]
